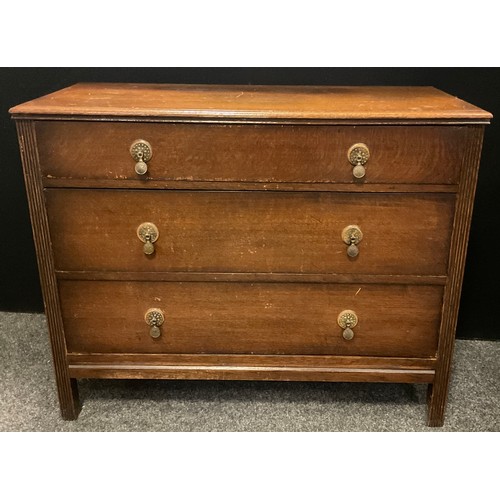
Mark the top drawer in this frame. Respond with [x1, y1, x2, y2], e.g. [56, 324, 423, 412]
[36, 122, 466, 185]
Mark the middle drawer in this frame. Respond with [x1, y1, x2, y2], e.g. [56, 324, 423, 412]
[46, 189, 454, 276]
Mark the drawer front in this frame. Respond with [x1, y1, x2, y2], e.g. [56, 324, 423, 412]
[46, 190, 455, 276]
[60, 281, 442, 357]
[37, 121, 465, 185]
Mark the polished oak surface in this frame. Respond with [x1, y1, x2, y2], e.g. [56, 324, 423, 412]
[59, 280, 442, 357]
[46, 189, 455, 276]
[66, 351, 436, 383]
[36, 121, 466, 184]
[10, 83, 492, 121]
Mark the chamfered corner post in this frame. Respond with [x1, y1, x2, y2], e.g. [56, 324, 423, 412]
[15, 119, 81, 421]
[427, 125, 485, 428]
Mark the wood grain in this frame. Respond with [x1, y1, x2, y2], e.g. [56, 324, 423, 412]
[46, 190, 455, 276]
[42, 178, 460, 193]
[428, 125, 486, 427]
[68, 364, 435, 383]
[9, 83, 492, 121]
[55, 270, 447, 285]
[59, 281, 443, 357]
[67, 352, 436, 382]
[15, 121, 80, 420]
[36, 121, 466, 185]
[66, 352, 437, 370]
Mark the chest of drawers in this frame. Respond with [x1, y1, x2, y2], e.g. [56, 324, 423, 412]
[10, 84, 491, 426]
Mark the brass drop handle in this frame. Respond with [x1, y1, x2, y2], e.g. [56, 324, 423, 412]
[145, 308, 164, 339]
[341, 225, 363, 258]
[130, 139, 153, 175]
[348, 143, 370, 179]
[137, 222, 159, 255]
[337, 310, 358, 341]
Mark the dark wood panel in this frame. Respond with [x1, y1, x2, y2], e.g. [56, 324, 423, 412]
[10, 83, 492, 120]
[68, 352, 436, 383]
[37, 121, 466, 184]
[46, 190, 455, 276]
[67, 352, 437, 370]
[68, 364, 434, 383]
[59, 281, 442, 357]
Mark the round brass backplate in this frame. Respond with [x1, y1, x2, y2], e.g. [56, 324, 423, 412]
[347, 143, 370, 166]
[130, 139, 153, 163]
[145, 308, 164, 326]
[337, 310, 358, 329]
[341, 225, 363, 245]
[137, 222, 159, 244]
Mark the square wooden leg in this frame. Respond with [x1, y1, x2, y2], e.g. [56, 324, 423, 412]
[57, 377, 81, 421]
[427, 382, 445, 427]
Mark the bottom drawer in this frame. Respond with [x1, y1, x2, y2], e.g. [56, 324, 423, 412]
[59, 281, 442, 357]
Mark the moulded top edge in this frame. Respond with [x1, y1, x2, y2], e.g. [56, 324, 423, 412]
[9, 83, 493, 121]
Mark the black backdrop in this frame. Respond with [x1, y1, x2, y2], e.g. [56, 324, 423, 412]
[1, 68, 499, 340]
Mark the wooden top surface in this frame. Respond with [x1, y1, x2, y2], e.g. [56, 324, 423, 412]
[9, 83, 492, 121]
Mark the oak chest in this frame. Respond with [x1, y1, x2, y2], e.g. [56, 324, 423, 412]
[10, 84, 492, 426]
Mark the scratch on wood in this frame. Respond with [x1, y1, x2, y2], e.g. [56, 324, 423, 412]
[355, 287, 362, 296]
[309, 215, 322, 224]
